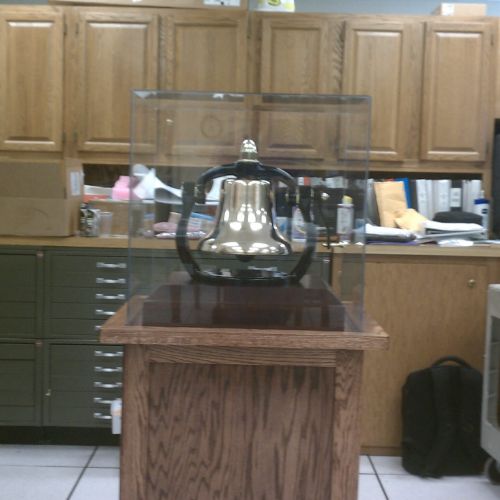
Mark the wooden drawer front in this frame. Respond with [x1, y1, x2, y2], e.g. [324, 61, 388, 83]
[0, 343, 39, 425]
[50, 302, 122, 320]
[51, 255, 128, 288]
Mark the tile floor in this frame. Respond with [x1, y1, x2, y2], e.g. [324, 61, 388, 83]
[0, 445, 499, 500]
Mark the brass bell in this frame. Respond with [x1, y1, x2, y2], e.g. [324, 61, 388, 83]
[198, 178, 291, 256]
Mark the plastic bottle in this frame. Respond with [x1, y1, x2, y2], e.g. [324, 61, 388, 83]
[336, 195, 354, 243]
[473, 190, 490, 231]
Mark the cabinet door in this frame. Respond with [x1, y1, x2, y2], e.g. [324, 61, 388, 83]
[0, 342, 42, 426]
[258, 15, 340, 160]
[158, 11, 247, 163]
[361, 257, 489, 451]
[420, 21, 492, 162]
[73, 9, 158, 154]
[161, 11, 247, 92]
[0, 7, 63, 152]
[342, 20, 419, 161]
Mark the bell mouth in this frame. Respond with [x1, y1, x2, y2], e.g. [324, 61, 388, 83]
[199, 237, 290, 256]
[198, 178, 291, 256]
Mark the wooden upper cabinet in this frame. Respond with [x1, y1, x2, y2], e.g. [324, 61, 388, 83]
[0, 7, 63, 152]
[420, 21, 492, 162]
[342, 20, 419, 162]
[259, 16, 333, 94]
[74, 9, 158, 154]
[161, 11, 248, 92]
[257, 15, 341, 160]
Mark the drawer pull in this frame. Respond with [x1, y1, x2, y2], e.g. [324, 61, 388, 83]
[95, 293, 126, 301]
[95, 366, 123, 373]
[94, 325, 102, 332]
[93, 412, 112, 420]
[96, 277, 126, 285]
[94, 350, 123, 358]
[95, 309, 115, 317]
[94, 397, 114, 405]
[94, 381, 123, 389]
[96, 262, 127, 269]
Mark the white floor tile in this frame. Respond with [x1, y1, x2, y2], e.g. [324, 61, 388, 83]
[360, 455, 375, 474]
[70, 467, 120, 500]
[89, 446, 120, 468]
[380, 474, 500, 500]
[0, 465, 81, 500]
[0, 445, 94, 467]
[358, 474, 386, 500]
[371, 455, 408, 475]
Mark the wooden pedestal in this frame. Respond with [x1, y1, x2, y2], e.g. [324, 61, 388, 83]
[102, 298, 387, 500]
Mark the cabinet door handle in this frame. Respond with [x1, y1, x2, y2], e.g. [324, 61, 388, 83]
[96, 262, 127, 269]
[94, 381, 122, 389]
[94, 397, 114, 405]
[94, 350, 123, 358]
[95, 293, 126, 301]
[96, 278, 126, 285]
[93, 412, 112, 420]
[95, 366, 123, 373]
[95, 309, 115, 317]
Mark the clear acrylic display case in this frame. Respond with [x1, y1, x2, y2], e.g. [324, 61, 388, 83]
[127, 91, 370, 331]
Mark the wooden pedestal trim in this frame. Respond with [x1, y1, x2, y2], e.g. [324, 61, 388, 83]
[332, 350, 363, 500]
[149, 345, 338, 367]
[121, 345, 150, 500]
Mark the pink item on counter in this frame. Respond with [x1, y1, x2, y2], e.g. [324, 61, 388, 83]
[112, 176, 133, 200]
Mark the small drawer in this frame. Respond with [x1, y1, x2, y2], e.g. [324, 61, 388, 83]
[50, 303, 121, 320]
[48, 319, 107, 339]
[51, 287, 126, 304]
[51, 255, 128, 288]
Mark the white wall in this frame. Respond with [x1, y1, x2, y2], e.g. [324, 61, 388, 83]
[1, 0, 500, 15]
[249, 0, 500, 16]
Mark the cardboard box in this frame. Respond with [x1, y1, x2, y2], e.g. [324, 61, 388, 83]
[0, 159, 84, 236]
[432, 3, 487, 16]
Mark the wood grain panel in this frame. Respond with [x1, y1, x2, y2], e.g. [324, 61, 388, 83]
[161, 11, 247, 92]
[332, 350, 363, 500]
[121, 345, 150, 500]
[146, 363, 336, 500]
[362, 257, 489, 451]
[0, 7, 63, 152]
[420, 21, 492, 161]
[257, 16, 337, 160]
[75, 10, 158, 153]
[149, 345, 337, 366]
[342, 21, 416, 161]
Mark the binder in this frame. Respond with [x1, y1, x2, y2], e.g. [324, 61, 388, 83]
[433, 179, 451, 214]
[450, 179, 463, 211]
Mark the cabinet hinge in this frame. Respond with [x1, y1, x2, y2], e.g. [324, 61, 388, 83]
[64, 22, 68, 36]
[62, 132, 66, 146]
[75, 23, 79, 36]
[491, 33, 495, 47]
[73, 131, 78, 145]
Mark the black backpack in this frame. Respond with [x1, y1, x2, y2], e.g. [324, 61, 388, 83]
[401, 356, 488, 477]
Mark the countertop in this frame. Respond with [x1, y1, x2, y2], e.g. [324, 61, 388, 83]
[0, 235, 499, 257]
